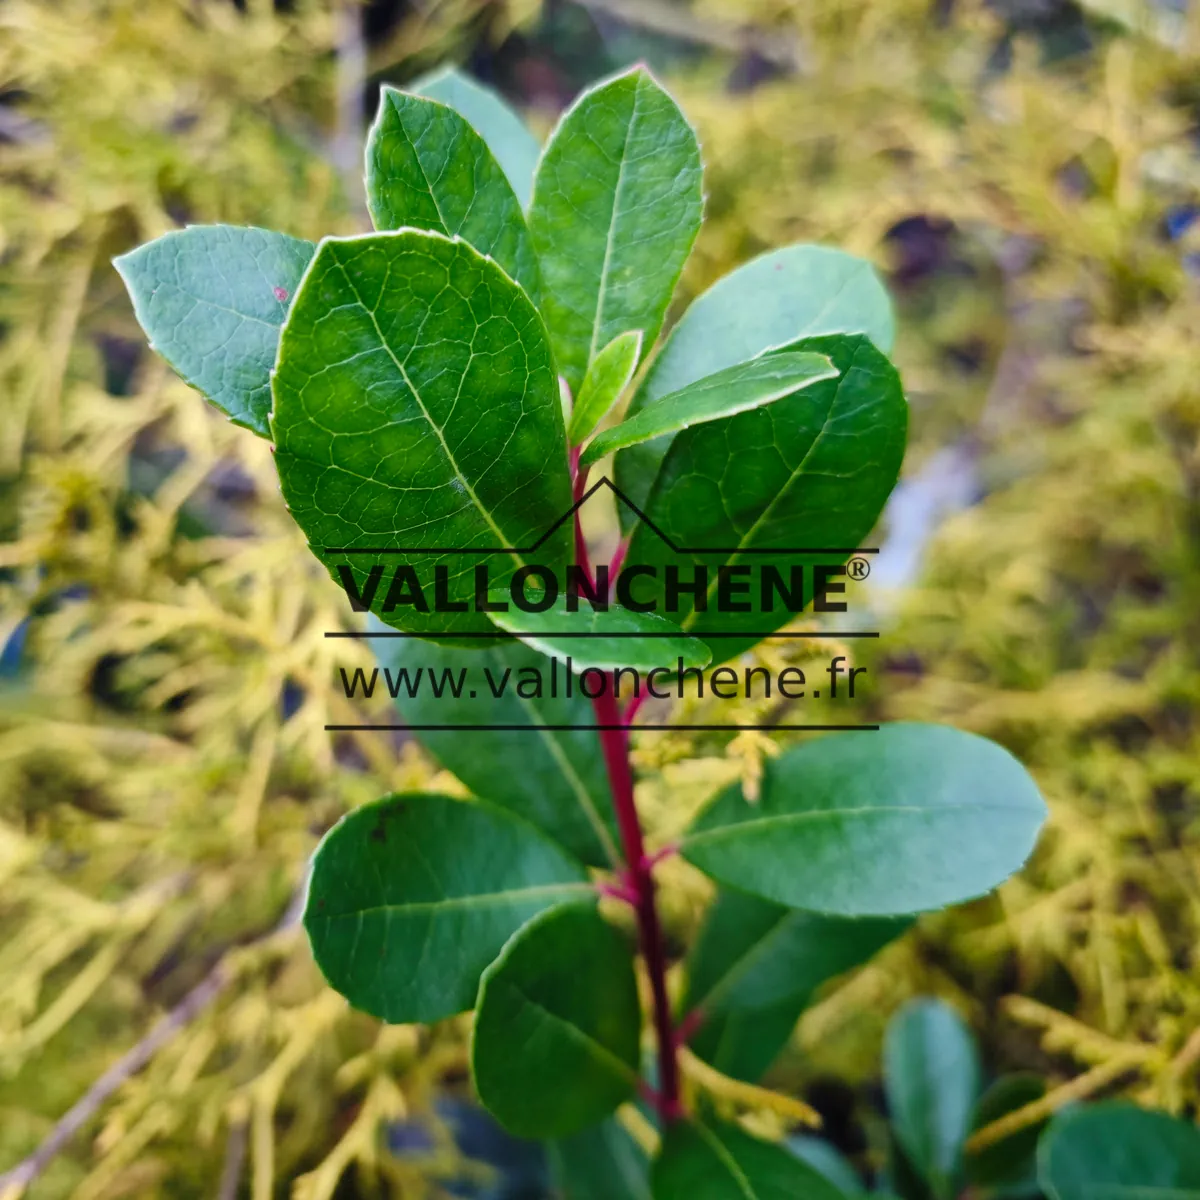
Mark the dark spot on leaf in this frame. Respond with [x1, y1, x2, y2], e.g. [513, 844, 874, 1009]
[273, 286, 289, 302]
[370, 817, 388, 844]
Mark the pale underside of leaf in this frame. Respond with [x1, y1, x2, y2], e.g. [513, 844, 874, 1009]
[114, 224, 315, 437]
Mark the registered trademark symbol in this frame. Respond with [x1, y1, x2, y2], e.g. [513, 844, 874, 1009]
[847, 556, 871, 581]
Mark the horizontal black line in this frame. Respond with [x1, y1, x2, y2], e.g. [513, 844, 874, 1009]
[325, 724, 880, 732]
[323, 547, 880, 556]
[323, 630, 880, 639]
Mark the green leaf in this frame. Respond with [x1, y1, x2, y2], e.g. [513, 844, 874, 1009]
[529, 66, 703, 392]
[472, 904, 641, 1138]
[615, 244, 895, 516]
[303, 793, 590, 1024]
[488, 594, 711, 672]
[966, 1074, 1047, 1197]
[884, 999, 981, 1200]
[270, 230, 572, 641]
[410, 66, 541, 208]
[114, 224, 314, 438]
[365, 86, 540, 300]
[786, 1136, 863, 1195]
[682, 723, 1047, 916]
[1038, 1103, 1200, 1200]
[580, 351, 837, 468]
[548, 1118, 652, 1200]
[620, 333, 907, 662]
[652, 1118, 848, 1200]
[683, 888, 908, 1081]
[568, 329, 643, 446]
[369, 616, 619, 867]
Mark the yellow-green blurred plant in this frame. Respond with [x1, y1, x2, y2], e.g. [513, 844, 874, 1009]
[655, 0, 1200, 1146]
[3, 0, 1200, 1193]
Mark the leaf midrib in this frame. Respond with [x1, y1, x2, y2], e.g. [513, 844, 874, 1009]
[689, 907, 795, 1016]
[695, 1123, 758, 1200]
[394, 91, 454, 235]
[680, 344, 857, 631]
[506, 676, 620, 866]
[503, 980, 640, 1087]
[587, 76, 640, 368]
[687, 800, 1041, 846]
[314, 880, 592, 922]
[330, 247, 526, 571]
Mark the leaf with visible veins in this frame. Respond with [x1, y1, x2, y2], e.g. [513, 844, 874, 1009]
[366, 86, 541, 300]
[529, 67, 703, 392]
[303, 793, 590, 1023]
[114, 224, 314, 437]
[270, 229, 572, 641]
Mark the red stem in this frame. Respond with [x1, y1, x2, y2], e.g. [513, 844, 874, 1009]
[572, 447, 681, 1121]
[592, 681, 682, 1120]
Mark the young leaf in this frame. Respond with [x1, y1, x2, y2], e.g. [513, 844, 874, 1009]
[966, 1074, 1047, 1196]
[547, 1117, 652, 1200]
[682, 723, 1047, 916]
[884, 999, 981, 1200]
[621, 333, 907, 661]
[529, 66, 703, 392]
[487, 595, 711, 672]
[683, 888, 909, 1081]
[652, 1118, 847, 1200]
[114, 224, 314, 438]
[568, 329, 643, 446]
[579, 351, 837, 467]
[303, 793, 590, 1024]
[410, 66, 541, 207]
[1038, 1102, 1200, 1200]
[615, 244, 895, 514]
[366, 86, 540, 300]
[472, 904, 641, 1138]
[369, 618, 620, 867]
[270, 230, 572, 640]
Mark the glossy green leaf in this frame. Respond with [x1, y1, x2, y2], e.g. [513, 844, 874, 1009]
[488, 594, 711, 673]
[884, 999, 981, 1200]
[411, 66, 541, 207]
[621, 333, 907, 661]
[568, 329, 643, 446]
[580, 351, 837, 467]
[529, 66, 703, 392]
[616, 244, 895, 515]
[548, 1117, 652, 1200]
[369, 616, 619, 867]
[683, 888, 908, 1081]
[114, 224, 314, 438]
[683, 723, 1047, 916]
[270, 230, 571, 641]
[1038, 1103, 1200, 1200]
[966, 1074, 1047, 1196]
[303, 793, 590, 1024]
[652, 1118, 847, 1200]
[472, 904, 640, 1138]
[365, 86, 540, 299]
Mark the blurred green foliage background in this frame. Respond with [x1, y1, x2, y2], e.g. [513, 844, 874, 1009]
[1, 0, 1199, 1195]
